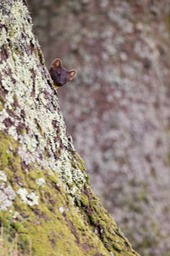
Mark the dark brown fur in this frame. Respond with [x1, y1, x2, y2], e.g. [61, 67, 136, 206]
[49, 58, 77, 87]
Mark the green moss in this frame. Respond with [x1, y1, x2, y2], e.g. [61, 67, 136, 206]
[70, 152, 86, 171]
[0, 119, 138, 255]
[0, 0, 140, 252]
[0, 225, 18, 255]
[0, 125, 139, 255]
[74, 186, 139, 256]
[0, 142, 11, 169]
[0, 212, 12, 230]
[48, 172, 59, 184]
[0, 133, 115, 255]
[80, 194, 89, 207]
[166, 14, 170, 31]
[18, 233, 32, 255]
[0, 102, 3, 111]
[112, 241, 122, 251]
[12, 222, 28, 233]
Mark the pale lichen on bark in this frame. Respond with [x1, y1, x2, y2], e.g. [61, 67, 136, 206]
[0, 170, 16, 210]
[0, 0, 87, 203]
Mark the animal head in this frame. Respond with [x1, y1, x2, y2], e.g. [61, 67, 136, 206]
[49, 58, 77, 87]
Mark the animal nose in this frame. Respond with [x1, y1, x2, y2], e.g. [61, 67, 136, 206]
[58, 82, 63, 87]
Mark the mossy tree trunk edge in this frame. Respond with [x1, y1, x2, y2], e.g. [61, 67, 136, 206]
[0, 1, 140, 255]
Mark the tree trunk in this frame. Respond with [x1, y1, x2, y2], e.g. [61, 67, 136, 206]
[0, 1, 139, 255]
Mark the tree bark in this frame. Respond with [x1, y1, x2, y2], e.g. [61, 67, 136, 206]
[0, 1, 139, 255]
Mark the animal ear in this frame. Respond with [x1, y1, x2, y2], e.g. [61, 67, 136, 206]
[68, 69, 77, 80]
[51, 58, 62, 68]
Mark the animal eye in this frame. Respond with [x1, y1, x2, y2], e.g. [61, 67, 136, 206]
[56, 71, 61, 77]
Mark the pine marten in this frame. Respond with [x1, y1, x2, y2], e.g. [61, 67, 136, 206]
[49, 58, 77, 87]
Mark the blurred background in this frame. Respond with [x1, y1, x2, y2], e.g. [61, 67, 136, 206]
[28, 1, 170, 255]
